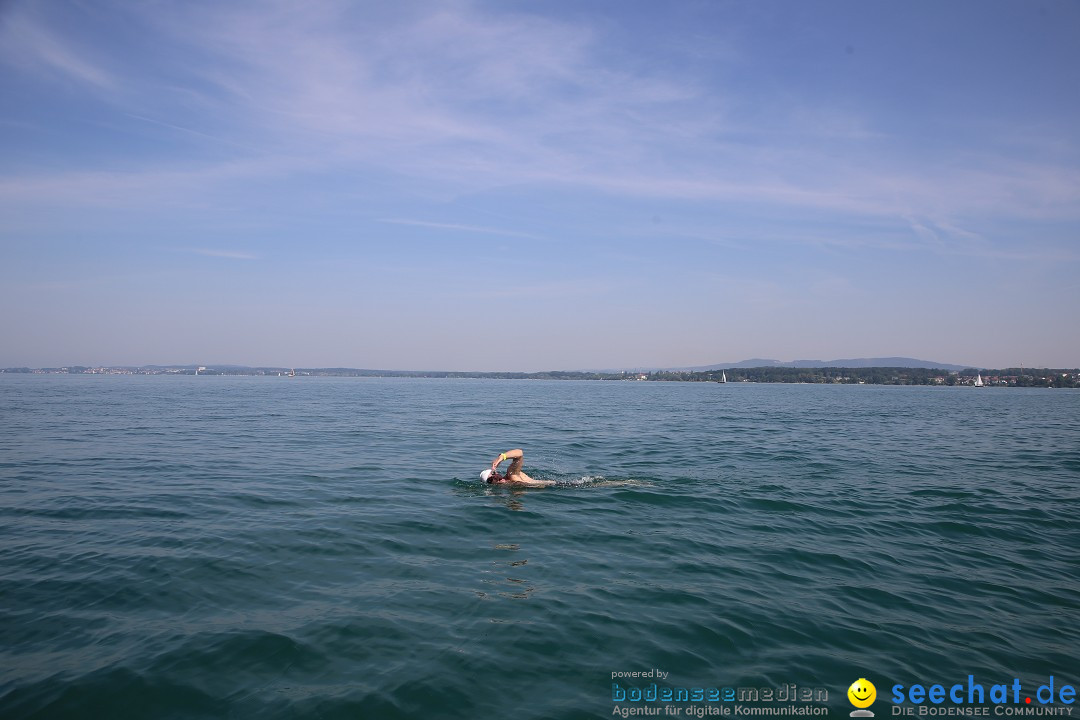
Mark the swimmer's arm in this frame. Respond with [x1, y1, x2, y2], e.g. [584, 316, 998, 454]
[492, 448, 523, 470]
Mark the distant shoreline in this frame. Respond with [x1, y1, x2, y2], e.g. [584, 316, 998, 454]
[3, 366, 1077, 387]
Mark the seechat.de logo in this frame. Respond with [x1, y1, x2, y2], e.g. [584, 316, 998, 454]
[891, 675, 1076, 711]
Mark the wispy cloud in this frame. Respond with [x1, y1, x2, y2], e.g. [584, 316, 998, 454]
[123, 113, 265, 153]
[145, 0, 1078, 229]
[0, 154, 312, 209]
[378, 218, 541, 240]
[184, 248, 258, 260]
[0, 10, 116, 90]
[898, 214, 1080, 262]
[454, 278, 617, 301]
[2, 1, 1079, 238]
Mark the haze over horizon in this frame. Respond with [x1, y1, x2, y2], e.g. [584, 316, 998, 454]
[2, 1, 1078, 372]
[0, 356, 1004, 373]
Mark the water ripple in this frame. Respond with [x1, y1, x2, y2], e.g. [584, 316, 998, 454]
[0, 377, 1077, 718]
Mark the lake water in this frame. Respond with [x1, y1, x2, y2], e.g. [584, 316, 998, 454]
[1, 376, 1078, 719]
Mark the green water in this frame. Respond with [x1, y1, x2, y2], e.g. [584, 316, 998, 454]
[1, 376, 1077, 719]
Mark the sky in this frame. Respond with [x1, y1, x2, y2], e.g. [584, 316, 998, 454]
[1, 0, 1078, 371]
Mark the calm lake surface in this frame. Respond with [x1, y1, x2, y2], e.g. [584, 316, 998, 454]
[1, 376, 1078, 719]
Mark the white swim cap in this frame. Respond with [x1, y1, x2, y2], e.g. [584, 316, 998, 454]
[480, 469, 493, 482]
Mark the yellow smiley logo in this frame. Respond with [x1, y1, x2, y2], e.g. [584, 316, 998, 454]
[848, 678, 876, 708]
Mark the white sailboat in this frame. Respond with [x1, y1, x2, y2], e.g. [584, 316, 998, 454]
[718, 371, 727, 383]
[974, 373, 984, 387]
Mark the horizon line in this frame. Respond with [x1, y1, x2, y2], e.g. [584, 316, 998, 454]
[5, 362, 1078, 373]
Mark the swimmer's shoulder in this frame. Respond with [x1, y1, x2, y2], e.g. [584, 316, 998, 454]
[509, 476, 555, 487]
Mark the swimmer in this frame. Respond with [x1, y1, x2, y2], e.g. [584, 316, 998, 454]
[480, 448, 554, 487]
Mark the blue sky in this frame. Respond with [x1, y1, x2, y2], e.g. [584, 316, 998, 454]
[1, 1, 1078, 370]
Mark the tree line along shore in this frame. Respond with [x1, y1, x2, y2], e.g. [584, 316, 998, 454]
[3, 366, 1078, 387]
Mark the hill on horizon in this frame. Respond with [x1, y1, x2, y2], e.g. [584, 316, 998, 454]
[602, 357, 972, 372]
